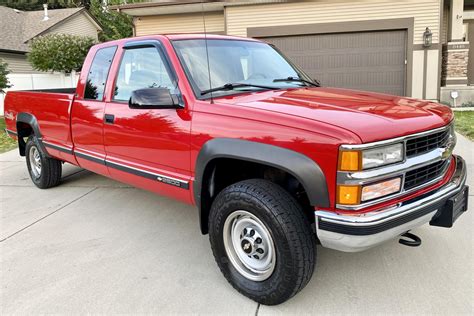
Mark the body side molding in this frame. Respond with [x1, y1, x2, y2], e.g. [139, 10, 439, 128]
[194, 138, 330, 233]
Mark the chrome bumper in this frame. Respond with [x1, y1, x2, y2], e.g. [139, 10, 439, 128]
[315, 155, 468, 252]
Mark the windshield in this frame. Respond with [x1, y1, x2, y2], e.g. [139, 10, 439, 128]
[172, 39, 313, 98]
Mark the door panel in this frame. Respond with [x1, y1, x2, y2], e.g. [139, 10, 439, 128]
[103, 44, 192, 203]
[262, 30, 407, 96]
[72, 46, 117, 175]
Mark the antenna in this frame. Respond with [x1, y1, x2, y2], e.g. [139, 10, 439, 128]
[201, 1, 214, 104]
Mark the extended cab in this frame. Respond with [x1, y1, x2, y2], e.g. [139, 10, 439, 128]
[4, 34, 468, 305]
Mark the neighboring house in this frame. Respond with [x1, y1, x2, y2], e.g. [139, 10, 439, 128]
[0, 5, 102, 114]
[113, 0, 473, 105]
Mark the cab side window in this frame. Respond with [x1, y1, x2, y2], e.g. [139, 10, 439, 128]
[84, 46, 117, 100]
[113, 47, 174, 102]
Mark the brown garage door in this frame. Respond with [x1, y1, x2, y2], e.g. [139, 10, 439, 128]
[261, 30, 407, 96]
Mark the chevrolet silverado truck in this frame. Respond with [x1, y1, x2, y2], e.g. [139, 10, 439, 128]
[4, 34, 469, 305]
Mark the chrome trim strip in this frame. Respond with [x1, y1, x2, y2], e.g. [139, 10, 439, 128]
[340, 124, 452, 150]
[105, 159, 189, 189]
[337, 148, 450, 184]
[73, 147, 189, 189]
[336, 158, 452, 210]
[42, 141, 74, 154]
[74, 150, 106, 165]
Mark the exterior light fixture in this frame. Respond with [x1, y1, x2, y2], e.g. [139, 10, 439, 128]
[423, 27, 432, 48]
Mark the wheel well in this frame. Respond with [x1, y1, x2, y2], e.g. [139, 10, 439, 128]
[16, 122, 33, 156]
[199, 158, 314, 234]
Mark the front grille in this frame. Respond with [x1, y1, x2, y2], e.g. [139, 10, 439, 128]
[404, 160, 448, 190]
[406, 128, 450, 157]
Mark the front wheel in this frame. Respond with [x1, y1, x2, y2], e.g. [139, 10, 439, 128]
[209, 179, 316, 305]
[25, 136, 62, 189]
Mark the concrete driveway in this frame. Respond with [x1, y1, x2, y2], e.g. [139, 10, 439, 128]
[1, 134, 473, 315]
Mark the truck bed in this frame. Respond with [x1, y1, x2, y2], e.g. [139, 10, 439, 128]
[4, 89, 76, 159]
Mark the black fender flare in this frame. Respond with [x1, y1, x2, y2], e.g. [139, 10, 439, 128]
[194, 138, 330, 233]
[16, 112, 49, 156]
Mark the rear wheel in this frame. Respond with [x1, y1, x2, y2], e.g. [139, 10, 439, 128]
[209, 179, 316, 305]
[25, 136, 62, 189]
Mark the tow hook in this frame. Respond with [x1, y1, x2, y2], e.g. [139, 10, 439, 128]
[399, 232, 422, 247]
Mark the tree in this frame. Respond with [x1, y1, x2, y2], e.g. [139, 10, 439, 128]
[27, 34, 96, 73]
[0, 59, 11, 93]
[89, 0, 145, 41]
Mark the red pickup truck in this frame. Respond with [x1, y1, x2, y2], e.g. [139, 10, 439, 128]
[4, 34, 468, 305]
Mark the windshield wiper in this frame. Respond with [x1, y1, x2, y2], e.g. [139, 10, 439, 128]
[201, 83, 280, 96]
[273, 76, 320, 87]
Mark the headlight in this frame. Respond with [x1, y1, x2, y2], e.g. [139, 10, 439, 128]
[362, 143, 404, 169]
[338, 143, 404, 171]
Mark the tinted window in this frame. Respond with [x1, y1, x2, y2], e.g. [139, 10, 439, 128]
[113, 47, 174, 101]
[173, 39, 308, 98]
[84, 46, 117, 100]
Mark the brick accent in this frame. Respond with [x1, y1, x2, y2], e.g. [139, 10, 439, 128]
[442, 42, 470, 86]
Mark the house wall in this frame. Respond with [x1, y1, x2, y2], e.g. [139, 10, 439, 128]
[225, 0, 442, 100]
[0, 52, 39, 74]
[134, 12, 225, 35]
[45, 12, 99, 41]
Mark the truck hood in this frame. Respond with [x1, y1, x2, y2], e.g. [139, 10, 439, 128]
[218, 87, 453, 143]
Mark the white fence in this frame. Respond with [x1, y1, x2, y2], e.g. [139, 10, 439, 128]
[1, 72, 79, 116]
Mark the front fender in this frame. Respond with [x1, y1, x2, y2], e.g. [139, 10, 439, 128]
[195, 138, 330, 233]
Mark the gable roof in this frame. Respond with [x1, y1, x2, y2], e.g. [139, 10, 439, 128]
[0, 6, 102, 54]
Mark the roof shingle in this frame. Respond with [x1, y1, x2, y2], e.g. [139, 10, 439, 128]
[0, 6, 86, 53]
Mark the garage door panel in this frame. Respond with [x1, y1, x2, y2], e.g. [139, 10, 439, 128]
[262, 30, 407, 96]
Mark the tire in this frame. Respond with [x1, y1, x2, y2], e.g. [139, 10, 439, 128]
[25, 136, 62, 189]
[209, 179, 316, 305]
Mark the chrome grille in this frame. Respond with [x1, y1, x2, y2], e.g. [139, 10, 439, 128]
[406, 129, 450, 157]
[404, 160, 449, 190]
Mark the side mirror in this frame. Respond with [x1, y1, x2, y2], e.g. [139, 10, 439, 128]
[129, 87, 176, 109]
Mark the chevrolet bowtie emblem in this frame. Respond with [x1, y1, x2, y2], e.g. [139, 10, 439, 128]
[243, 243, 251, 250]
[441, 139, 455, 159]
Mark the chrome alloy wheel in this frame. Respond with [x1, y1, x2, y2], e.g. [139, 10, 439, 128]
[29, 146, 42, 178]
[223, 210, 276, 281]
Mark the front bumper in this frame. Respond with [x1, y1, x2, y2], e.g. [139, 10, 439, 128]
[315, 155, 468, 252]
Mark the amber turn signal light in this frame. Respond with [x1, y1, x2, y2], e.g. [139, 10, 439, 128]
[337, 185, 361, 205]
[338, 150, 361, 171]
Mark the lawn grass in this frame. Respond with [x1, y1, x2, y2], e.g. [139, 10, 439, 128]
[0, 117, 17, 153]
[454, 111, 474, 141]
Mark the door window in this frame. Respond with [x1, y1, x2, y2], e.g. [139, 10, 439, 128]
[84, 46, 117, 100]
[113, 47, 174, 102]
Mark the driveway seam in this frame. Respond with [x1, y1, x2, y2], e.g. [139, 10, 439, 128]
[255, 303, 260, 316]
[0, 187, 98, 243]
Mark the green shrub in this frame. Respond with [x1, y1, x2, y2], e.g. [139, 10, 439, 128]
[28, 34, 96, 73]
[0, 59, 11, 93]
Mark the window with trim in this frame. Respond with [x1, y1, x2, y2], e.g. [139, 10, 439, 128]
[84, 46, 117, 100]
[113, 47, 174, 102]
